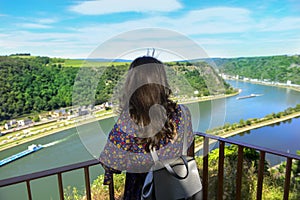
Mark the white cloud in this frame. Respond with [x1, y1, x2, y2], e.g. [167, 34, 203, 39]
[2, 6, 256, 58]
[72, 7, 254, 37]
[0, 33, 9, 37]
[183, 7, 251, 22]
[0, 29, 97, 57]
[13, 17, 58, 29]
[69, 0, 182, 15]
[2, 6, 300, 59]
[175, 7, 253, 34]
[35, 18, 58, 24]
[18, 23, 52, 29]
[258, 17, 300, 32]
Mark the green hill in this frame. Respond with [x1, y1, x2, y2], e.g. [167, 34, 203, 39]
[216, 55, 300, 84]
[0, 56, 232, 122]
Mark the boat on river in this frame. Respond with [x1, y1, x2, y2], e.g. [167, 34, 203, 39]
[0, 144, 43, 167]
[236, 93, 263, 100]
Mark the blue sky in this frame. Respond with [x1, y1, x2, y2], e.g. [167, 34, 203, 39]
[0, 0, 300, 60]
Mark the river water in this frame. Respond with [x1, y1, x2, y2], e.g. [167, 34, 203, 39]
[1, 80, 300, 199]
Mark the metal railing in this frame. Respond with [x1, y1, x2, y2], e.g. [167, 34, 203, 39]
[0, 159, 101, 200]
[196, 132, 300, 200]
[0, 132, 300, 200]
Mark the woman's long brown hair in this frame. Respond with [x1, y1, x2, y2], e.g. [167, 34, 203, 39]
[120, 56, 178, 152]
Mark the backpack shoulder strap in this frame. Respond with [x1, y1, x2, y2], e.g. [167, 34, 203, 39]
[180, 104, 188, 156]
[150, 148, 159, 162]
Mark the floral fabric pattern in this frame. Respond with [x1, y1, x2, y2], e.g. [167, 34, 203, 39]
[99, 104, 193, 199]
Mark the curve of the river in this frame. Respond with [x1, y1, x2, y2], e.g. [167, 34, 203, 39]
[1, 80, 300, 199]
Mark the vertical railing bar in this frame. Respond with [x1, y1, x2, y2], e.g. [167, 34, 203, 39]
[57, 173, 64, 200]
[203, 136, 209, 200]
[26, 180, 32, 200]
[256, 151, 265, 200]
[109, 174, 115, 200]
[283, 157, 292, 200]
[236, 145, 243, 200]
[218, 141, 225, 200]
[84, 167, 92, 200]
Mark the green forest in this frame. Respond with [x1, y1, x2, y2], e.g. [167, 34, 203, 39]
[0, 56, 233, 122]
[216, 55, 300, 84]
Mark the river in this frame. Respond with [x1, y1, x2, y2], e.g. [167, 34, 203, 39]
[1, 80, 300, 199]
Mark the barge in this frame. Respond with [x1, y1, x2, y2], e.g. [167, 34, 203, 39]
[0, 144, 43, 167]
[236, 94, 263, 100]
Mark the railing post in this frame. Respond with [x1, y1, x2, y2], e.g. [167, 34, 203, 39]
[84, 166, 92, 200]
[26, 180, 32, 200]
[218, 141, 225, 200]
[236, 145, 243, 200]
[203, 136, 209, 200]
[256, 151, 265, 200]
[283, 157, 292, 200]
[57, 173, 64, 200]
[109, 174, 115, 200]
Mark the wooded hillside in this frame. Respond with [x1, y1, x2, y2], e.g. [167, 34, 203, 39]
[217, 55, 300, 84]
[0, 56, 232, 121]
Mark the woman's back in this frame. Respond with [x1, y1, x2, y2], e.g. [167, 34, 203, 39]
[99, 56, 194, 199]
[100, 104, 194, 199]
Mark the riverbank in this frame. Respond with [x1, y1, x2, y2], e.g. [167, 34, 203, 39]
[194, 111, 300, 152]
[226, 78, 300, 93]
[176, 91, 240, 105]
[0, 92, 239, 152]
[0, 112, 116, 152]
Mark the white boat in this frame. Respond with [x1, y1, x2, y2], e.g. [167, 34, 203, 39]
[0, 144, 43, 167]
[236, 93, 263, 100]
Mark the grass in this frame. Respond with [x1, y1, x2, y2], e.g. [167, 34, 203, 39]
[63, 59, 85, 67]
[9, 55, 36, 59]
[62, 59, 130, 67]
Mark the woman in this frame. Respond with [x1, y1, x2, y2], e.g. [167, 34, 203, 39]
[99, 56, 194, 199]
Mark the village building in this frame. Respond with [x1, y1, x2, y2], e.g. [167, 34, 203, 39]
[4, 123, 11, 130]
[17, 119, 33, 127]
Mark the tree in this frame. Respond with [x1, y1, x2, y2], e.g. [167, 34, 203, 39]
[246, 119, 252, 126]
[33, 115, 40, 122]
[239, 119, 245, 127]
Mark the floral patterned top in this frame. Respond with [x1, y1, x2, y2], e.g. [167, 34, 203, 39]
[99, 104, 194, 199]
